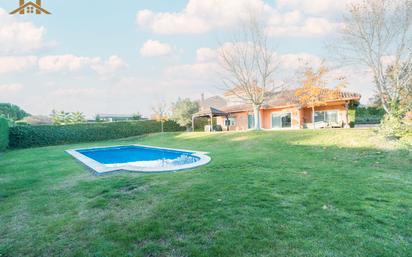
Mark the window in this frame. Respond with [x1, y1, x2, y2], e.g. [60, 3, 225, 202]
[272, 112, 292, 129]
[314, 110, 338, 123]
[314, 111, 326, 123]
[225, 118, 236, 126]
[26, 6, 35, 13]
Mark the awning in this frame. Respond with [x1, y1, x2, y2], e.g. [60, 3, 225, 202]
[192, 107, 229, 118]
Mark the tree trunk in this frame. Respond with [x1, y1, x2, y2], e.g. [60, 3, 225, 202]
[253, 104, 261, 130]
[312, 106, 316, 129]
[161, 121, 164, 133]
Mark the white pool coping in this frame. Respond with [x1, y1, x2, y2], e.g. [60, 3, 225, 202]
[65, 144, 211, 174]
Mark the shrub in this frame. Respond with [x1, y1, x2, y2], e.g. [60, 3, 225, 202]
[379, 114, 412, 140]
[348, 109, 356, 128]
[353, 106, 385, 125]
[0, 117, 9, 151]
[9, 120, 184, 149]
[194, 117, 212, 132]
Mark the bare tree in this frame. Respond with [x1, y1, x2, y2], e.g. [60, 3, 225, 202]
[218, 12, 280, 130]
[336, 0, 412, 115]
[152, 99, 168, 133]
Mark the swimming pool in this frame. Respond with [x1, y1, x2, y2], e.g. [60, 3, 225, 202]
[66, 145, 211, 174]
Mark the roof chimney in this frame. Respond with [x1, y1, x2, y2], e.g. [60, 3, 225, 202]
[19, 0, 25, 14]
[36, 0, 41, 14]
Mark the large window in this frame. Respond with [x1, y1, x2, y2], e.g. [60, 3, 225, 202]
[271, 112, 292, 129]
[314, 110, 338, 123]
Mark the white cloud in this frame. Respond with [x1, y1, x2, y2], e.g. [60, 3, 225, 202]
[91, 55, 126, 75]
[171, 46, 323, 85]
[0, 54, 125, 75]
[136, 0, 341, 36]
[137, 9, 209, 34]
[140, 40, 172, 57]
[0, 56, 37, 74]
[136, 0, 272, 34]
[0, 83, 23, 94]
[279, 53, 323, 70]
[38, 54, 125, 74]
[165, 63, 220, 80]
[38, 55, 100, 72]
[196, 48, 217, 62]
[267, 16, 343, 36]
[0, 9, 46, 54]
[276, 0, 348, 15]
[51, 88, 106, 97]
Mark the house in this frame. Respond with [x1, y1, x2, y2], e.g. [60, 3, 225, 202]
[9, 0, 51, 15]
[96, 114, 143, 122]
[192, 88, 361, 131]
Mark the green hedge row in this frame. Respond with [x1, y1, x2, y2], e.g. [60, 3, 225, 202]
[348, 106, 385, 127]
[0, 117, 9, 151]
[9, 120, 184, 149]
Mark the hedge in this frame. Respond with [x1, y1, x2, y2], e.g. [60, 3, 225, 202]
[349, 106, 385, 127]
[0, 117, 9, 151]
[9, 120, 184, 149]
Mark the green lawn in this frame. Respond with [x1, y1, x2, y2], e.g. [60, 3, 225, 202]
[1, 129, 411, 257]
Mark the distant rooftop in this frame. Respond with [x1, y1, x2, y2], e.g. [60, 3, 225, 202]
[197, 94, 227, 111]
[97, 114, 134, 118]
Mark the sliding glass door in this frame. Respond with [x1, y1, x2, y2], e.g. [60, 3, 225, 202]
[314, 110, 338, 123]
[271, 113, 292, 129]
[248, 114, 255, 129]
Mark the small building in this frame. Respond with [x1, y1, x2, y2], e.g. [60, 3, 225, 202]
[96, 114, 138, 122]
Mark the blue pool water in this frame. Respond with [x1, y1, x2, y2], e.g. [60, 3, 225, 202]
[77, 145, 200, 166]
[68, 145, 210, 173]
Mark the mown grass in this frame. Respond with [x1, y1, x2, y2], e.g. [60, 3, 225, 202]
[0, 129, 411, 257]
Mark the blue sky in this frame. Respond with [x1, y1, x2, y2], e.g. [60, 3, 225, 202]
[0, 0, 373, 118]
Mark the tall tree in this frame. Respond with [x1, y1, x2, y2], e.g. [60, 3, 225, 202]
[336, 0, 412, 115]
[95, 114, 102, 122]
[50, 110, 85, 125]
[218, 12, 280, 130]
[71, 112, 86, 124]
[0, 103, 29, 121]
[171, 98, 199, 129]
[50, 110, 65, 125]
[131, 113, 143, 121]
[295, 65, 347, 128]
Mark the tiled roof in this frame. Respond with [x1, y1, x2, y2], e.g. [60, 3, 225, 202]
[193, 107, 230, 117]
[220, 88, 361, 113]
[221, 104, 253, 113]
[265, 90, 299, 107]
